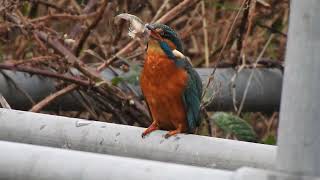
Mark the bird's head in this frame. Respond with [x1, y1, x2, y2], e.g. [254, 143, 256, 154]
[115, 13, 185, 57]
[146, 23, 183, 53]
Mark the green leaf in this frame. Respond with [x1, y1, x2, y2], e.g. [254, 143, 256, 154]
[21, 2, 31, 16]
[76, 0, 86, 5]
[110, 63, 141, 87]
[119, 63, 141, 85]
[111, 77, 124, 86]
[262, 135, 276, 145]
[212, 112, 257, 142]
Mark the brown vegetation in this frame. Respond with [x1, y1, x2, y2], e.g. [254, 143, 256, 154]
[0, 0, 288, 144]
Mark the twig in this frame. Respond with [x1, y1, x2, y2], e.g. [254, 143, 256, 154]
[69, 0, 82, 14]
[201, 0, 209, 67]
[6, 55, 58, 66]
[28, 0, 75, 14]
[237, 0, 251, 64]
[97, 0, 201, 72]
[4, 3, 152, 125]
[0, 0, 19, 13]
[73, 0, 110, 56]
[239, 0, 256, 65]
[32, 31, 48, 50]
[75, 90, 99, 120]
[257, 0, 271, 7]
[30, 84, 79, 112]
[34, 30, 101, 81]
[230, 55, 246, 112]
[30, 12, 98, 23]
[69, 0, 99, 39]
[230, 0, 255, 112]
[256, 23, 287, 37]
[150, 0, 170, 23]
[83, 49, 105, 62]
[237, 34, 274, 115]
[0, 63, 91, 86]
[202, 0, 248, 101]
[255, 59, 284, 71]
[0, 93, 11, 109]
[156, 0, 200, 24]
[93, 33, 109, 58]
[90, 93, 129, 125]
[6, 13, 101, 83]
[193, 38, 234, 67]
[97, 40, 137, 72]
[0, 61, 148, 123]
[204, 110, 212, 136]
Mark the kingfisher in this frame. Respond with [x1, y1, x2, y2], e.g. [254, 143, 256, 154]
[140, 23, 203, 138]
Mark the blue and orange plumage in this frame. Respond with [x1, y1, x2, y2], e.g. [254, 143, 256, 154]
[140, 24, 203, 138]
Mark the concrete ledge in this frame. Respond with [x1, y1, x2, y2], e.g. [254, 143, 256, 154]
[0, 108, 276, 170]
[0, 140, 232, 180]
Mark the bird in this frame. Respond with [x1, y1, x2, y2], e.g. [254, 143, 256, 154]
[140, 23, 203, 138]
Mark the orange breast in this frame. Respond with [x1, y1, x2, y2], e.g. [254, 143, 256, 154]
[140, 52, 188, 131]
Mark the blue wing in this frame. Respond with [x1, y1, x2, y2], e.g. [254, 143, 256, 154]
[181, 58, 203, 132]
[159, 42, 203, 131]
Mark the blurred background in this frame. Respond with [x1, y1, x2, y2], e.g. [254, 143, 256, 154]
[0, 0, 288, 145]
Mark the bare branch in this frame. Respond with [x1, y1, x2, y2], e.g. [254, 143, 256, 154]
[97, 0, 201, 71]
[30, 84, 79, 113]
[0, 63, 90, 86]
[73, 0, 110, 56]
[30, 12, 98, 23]
[0, 93, 11, 109]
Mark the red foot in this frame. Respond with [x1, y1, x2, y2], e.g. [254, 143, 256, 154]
[164, 123, 184, 139]
[142, 122, 159, 138]
[164, 129, 181, 139]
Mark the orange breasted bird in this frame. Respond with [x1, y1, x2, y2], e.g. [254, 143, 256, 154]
[140, 24, 203, 138]
[115, 14, 202, 138]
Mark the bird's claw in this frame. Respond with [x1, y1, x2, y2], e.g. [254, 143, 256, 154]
[141, 123, 159, 139]
[141, 132, 147, 138]
[164, 129, 181, 139]
[164, 133, 171, 139]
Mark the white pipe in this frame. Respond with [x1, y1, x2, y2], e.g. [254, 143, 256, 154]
[0, 140, 232, 180]
[0, 108, 276, 170]
[277, 0, 320, 176]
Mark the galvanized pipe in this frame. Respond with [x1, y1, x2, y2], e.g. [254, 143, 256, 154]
[0, 108, 276, 170]
[0, 140, 232, 180]
[276, 0, 320, 177]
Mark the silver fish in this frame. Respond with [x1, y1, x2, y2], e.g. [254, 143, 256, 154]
[115, 13, 148, 39]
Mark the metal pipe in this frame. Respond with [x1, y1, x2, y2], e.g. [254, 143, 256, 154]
[0, 68, 282, 112]
[276, 0, 320, 176]
[0, 108, 276, 170]
[198, 68, 282, 112]
[0, 140, 232, 180]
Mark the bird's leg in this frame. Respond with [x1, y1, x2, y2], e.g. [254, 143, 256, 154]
[142, 121, 159, 138]
[164, 124, 183, 139]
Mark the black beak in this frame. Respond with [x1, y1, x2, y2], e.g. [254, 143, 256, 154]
[146, 24, 155, 30]
[146, 24, 162, 41]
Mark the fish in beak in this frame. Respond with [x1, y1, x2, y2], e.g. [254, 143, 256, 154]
[115, 13, 149, 40]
